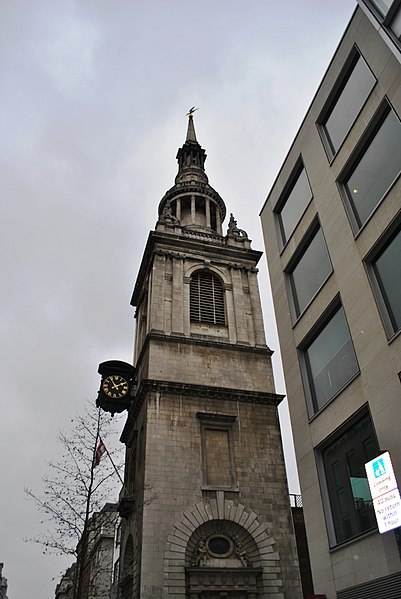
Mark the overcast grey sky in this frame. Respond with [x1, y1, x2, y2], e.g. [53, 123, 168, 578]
[1, 1, 354, 597]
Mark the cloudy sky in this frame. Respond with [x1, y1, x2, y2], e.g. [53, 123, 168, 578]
[1, 1, 355, 597]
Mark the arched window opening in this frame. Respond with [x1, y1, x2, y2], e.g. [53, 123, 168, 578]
[196, 196, 206, 226]
[210, 203, 217, 232]
[190, 270, 225, 326]
[180, 196, 192, 225]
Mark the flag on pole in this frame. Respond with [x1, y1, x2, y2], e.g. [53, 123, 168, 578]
[94, 438, 106, 466]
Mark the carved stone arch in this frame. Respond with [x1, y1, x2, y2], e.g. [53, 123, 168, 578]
[163, 496, 283, 597]
[185, 519, 261, 567]
[184, 262, 230, 286]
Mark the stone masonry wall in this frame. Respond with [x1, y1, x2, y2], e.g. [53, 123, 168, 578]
[146, 337, 275, 394]
[138, 391, 301, 599]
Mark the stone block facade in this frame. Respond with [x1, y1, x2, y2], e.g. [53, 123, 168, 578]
[117, 115, 302, 598]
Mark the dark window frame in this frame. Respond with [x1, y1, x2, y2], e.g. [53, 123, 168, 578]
[362, 0, 401, 21]
[384, 0, 401, 21]
[315, 407, 379, 547]
[364, 213, 401, 339]
[285, 218, 333, 321]
[317, 46, 376, 160]
[391, 6, 401, 39]
[360, 0, 401, 57]
[298, 297, 360, 418]
[274, 156, 313, 249]
[338, 99, 401, 233]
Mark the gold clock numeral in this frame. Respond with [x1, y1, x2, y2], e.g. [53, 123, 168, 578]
[102, 374, 129, 399]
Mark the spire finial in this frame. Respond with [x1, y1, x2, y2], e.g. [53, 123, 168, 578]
[185, 106, 199, 142]
[186, 106, 199, 117]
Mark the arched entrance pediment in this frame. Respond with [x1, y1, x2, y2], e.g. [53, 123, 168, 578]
[163, 494, 283, 598]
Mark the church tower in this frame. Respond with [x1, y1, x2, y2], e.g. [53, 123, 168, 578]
[118, 114, 302, 598]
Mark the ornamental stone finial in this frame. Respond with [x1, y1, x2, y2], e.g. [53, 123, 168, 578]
[227, 213, 248, 239]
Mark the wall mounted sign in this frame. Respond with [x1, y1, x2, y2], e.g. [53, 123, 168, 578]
[365, 451, 401, 533]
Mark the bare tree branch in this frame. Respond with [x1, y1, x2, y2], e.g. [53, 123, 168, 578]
[24, 401, 123, 599]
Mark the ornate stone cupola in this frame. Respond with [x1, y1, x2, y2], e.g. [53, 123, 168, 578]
[157, 112, 226, 234]
[131, 112, 263, 365]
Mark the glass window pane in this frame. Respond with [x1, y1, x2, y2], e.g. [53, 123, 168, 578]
[374, 229, 401, 333]
[278, 167, 312, 244]
[391, 8, 401, 39]
[322, 413, 378, 544]
[370, 0, 393, 17]
[324, 55, 375, 154]
[290, 228, 332, 316]
[345, 108, 401, 227]
[305, 307, 359, 411]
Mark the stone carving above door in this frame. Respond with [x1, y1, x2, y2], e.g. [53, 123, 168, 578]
[163, 494, 284, 597]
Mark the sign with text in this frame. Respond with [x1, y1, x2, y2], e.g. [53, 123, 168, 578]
[365, 452, 401, 533]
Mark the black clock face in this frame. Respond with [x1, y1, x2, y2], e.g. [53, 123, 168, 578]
[102, 375, 129, 399]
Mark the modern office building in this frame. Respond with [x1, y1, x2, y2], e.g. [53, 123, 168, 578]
[260, 3, 401, 598]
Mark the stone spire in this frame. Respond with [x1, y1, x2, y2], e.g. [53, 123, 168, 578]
[157, 111, 226, 234]
[186, 111, 197, 142]
[175, 110, 208, 184]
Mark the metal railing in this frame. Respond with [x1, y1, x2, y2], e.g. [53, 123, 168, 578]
[289, 494, 303, 508]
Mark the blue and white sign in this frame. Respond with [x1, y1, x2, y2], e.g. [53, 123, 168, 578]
[365, 451, 401, 534]
[373, 488, 401, 534]
[372, 457, 386, 478]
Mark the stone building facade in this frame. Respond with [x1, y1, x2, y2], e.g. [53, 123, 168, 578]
[117, 115, 302, 598]
[80, 503, 118, 599]
[55, 564, 75, 599]
[0, 564, 8, 599]
[260, 3, 401, 597]
[55, 504, 118, 599]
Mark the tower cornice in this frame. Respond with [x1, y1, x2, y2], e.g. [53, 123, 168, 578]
[135, 330, 273, 367]
[120, 377, 284, 442]
[131, 230, 263, 307]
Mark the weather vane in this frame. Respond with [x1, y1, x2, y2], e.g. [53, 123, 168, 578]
[186, 106, 199, 117]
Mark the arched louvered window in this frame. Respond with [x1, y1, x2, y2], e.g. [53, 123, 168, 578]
[190, 270, 226, 326]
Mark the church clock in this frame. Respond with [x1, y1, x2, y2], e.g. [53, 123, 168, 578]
[102, 374, 129, 399]
[96, 360, 135, 414]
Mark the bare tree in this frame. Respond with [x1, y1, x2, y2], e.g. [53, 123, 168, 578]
[25, 402, 123, 599]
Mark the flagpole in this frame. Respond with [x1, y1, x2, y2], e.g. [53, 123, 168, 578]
[101, 439, 124, 485]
